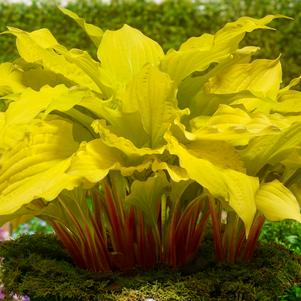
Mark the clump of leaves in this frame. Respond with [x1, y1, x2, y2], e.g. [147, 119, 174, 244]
[0, 234, 300, 301]
[0, 8, 300, 272]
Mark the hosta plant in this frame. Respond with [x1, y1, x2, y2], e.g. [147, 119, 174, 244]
[0, 8, 300, 272]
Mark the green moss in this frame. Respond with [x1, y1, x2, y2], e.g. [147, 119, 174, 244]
[0, 234, 300, 301]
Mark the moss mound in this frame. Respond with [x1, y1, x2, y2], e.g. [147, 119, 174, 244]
[0, 234, 300, 301]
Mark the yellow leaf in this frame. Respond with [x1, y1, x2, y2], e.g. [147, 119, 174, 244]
[0, 119, 80, 215]
[0, 63, 25, 95]
[97, 25, 164, 89]
[7, 27, 101, 93]
[67, 139, 119, 184]
[161, 15, 284, 85]
[166, 133, 258, 234]
[119, 65, 177, 147]
[256, 180, 301, 222]
[187, 105, 285, 146]
[58, 7, 103, 47]
[205, 59, 282, 101]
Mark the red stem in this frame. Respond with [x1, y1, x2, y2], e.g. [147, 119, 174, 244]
[208, 197, 224, 261]
[243, 214, 265, 261]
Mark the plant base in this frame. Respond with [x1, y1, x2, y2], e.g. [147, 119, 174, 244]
[0, 234, 300, 301]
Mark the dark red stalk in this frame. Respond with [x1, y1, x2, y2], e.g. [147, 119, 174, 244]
[190, 209, 210, 255]
[208, 196, 224, 261]
[167, 198, 209, 267]
[243, 214, 265, 261]
[227, 215, 240, 263]
[56, 205, 95, 268]
[103, 183, 124, 252]
[137, 211, 145, 267]
[89, 214, 112, 270]
[52, 223, 86, 268]
[146, 228, 157, 268]
[91, 190, 104, 232]
[124, 207, 136, 266]
[165, 197, 182, 266]
[235, 227, 247, 259]
[51, 180, 212, 272]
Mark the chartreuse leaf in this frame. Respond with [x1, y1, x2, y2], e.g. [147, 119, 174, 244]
[18, 64, 73, 91]
[0, 82, 123, 143]
[4, 85, 70, 125]
[280, 76, 301, 93]
[0, 63, 25, 96]
[273, 90, 301, 113]
[58, 6, 103, 47]
[0, 85, 99, 149]
[289, 183, 301, 207]
[0, 117, 27, 152]
[0, 187, 90, 232]
[0, 199, 46, 228]
[0, 119, 80, 215]
[66, 139, 120, 184]
[256, 180, 301, 222]
[161, 15, 284, 85]
[53, 46, 112, 98]
[176, 46, 260, 113]
[166, 133, 258, 234]
[125, 172, 169, 228]
[6, 27, 101, 93]
[151, 159, 189, 182]
[180, 57, 281, 118]
[160, 42, 229, 86]
[67, 136, 159, 185]
[185, 105, 287, 146]
[184, 140, 245, 172]
[205, 58, 282, 101]
[92, 119, 165, 156]
[97, 25, 164, 89]
[241, 123, 301, 175]
[119, 65, 177, 147]
[95, 111, 151, 149]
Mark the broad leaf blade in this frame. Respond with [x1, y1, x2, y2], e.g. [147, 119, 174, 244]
[7, 27, 101, 93]
[97, 25, 164, 89]
[256, 180, 301, 222]
[241, 123, 301, 175]
[0, 63, 25, 96]
[58, 7, 103, 47]
[0, 119, 80, 215]
[119, 65, 177, 147]
[125, 172, 169, 228]
[205, 59, 282, 101]
[186, 105, 286, 146]
[161, 15, 284, 85]
[166, 134, 258, 234]
[67, 139, 120, 184]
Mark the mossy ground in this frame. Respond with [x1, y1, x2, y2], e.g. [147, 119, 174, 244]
[0, 234, 300, 301]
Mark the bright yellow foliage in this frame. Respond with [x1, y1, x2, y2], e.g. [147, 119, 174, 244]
[0, 12, 300, 235]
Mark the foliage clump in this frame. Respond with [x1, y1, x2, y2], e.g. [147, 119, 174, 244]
[0, 234, 299, 301]
[0, 2, 301, 280]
